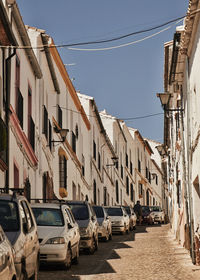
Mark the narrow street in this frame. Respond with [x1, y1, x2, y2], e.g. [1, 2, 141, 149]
[38, 224, 200, 280]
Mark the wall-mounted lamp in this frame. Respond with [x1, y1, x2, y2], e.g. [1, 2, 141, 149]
[51, 128, 69, 144]
[157, 92, 183, 112]
[156, 145, 167, 157]
[106, 156, 119, 167]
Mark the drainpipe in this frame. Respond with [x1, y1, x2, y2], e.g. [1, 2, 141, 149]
[5, 48, 16, 191]
[186, 55, 195, 264]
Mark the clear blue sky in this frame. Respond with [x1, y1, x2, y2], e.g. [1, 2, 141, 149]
[18, 0, 189, 143]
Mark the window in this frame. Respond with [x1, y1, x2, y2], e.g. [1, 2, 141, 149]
[93, 180, 97, 205]
[138, 159, 141, 173]
[116, 180, 119, 203]
[29, 117, 35, 151]
[59, 156, 67, 189]
[126, 176, 129, 195]
[14, 163, 19, 188]
[0, 118, 7, 165]
[98, 152, 101, 171]
[16, 89, 23, 128]
[130, 183, 134, 202]
[28, 87, 32, 141]
[93, 140, 96, 160]
[48, 120, 52, 150]
[71, 131, 76, 153]
[121, 165, 123, 179]
[125, 153, 128, 167]
[138, 183, 143, 196]
[82, 154, 85, 176]
[130, 161, 133, 175]
[57, 105, 62, 128]
[43, 105, 48, 140]
[21, 201, 34, 231]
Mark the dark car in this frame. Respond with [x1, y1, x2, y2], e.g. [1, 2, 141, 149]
[66, 200, 98, 254]
[141, 206, 153, 225]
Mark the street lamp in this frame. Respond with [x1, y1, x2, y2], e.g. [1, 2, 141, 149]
[51, 128, 69, 144]
[157, 92, 183, 112]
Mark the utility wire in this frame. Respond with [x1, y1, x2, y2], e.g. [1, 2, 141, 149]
[58, 106, 163, 121]
[0, 13, 191, 50]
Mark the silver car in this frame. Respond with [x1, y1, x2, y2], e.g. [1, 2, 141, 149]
[67, 201, 98, 254]
[31, 203, 80, 268]
[92, 205, 112, 241]
[123, 206, 137, 230]
[105, 206, 129, 234]
[0, 190, 40, 280]
[0, 225, 16, 280]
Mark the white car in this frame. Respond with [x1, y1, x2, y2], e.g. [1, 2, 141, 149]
[123, 206, 137, 230]
[105, 206, 129, 234]
[31, 203, 80, 268]
[150, 206, 165, 224]
[92, 205, 112, 241]
[0, 191, 40, 280]
[0, 225, 16, 280]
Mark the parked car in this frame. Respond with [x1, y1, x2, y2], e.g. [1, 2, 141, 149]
[0, 225, 17, 280]
[123, 206, 137, 230]
[141, 205, 154, 225]
[92, 205, 112, 241]
[0, 189, 40, 280]
[31, 202, 80, 268]
[66, 200, 98, 254]
[104, 206, 129, 234]
[150, 206, 165, 224]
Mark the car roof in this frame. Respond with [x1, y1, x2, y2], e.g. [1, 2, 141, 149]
[31, 203, 69, 209]
[0, 193, 27, 202]
[104, 206, 122, 209]
[66, 200, 88, 205]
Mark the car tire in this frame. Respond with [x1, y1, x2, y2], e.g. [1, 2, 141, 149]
[73, 245, 79, 265]
[64, 246, 72, 269]
[95, 235, 98, 251]
[88, 236, 96, 254]
[103, 231, 109, 242]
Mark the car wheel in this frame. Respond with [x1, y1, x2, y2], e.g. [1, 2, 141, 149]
[64, 246, 72, 269]
[30, 256, 39, 280]
[73, 244, 79, 265]
[95, 235, 98, 251]
[88, 236, 96, 254]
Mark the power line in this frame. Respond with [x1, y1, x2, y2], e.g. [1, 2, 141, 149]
[57, 106, 163, 121]
[0, 13, 188, 50]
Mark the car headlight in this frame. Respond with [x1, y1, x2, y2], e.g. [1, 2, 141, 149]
[46, 237, 65, 244]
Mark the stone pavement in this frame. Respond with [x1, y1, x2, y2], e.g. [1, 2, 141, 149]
[39, 224, 200, 280]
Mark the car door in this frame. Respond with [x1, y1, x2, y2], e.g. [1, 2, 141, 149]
[20, 200, 38, 277]
[64, 208, 76, 257]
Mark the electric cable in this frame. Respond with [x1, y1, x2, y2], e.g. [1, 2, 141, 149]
[0, 11, 197, 50]
[58, 105, 163, 121]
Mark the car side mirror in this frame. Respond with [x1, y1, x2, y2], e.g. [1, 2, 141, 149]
[106, 216, 109, 220]
[91, 215, 96, 222]
[68, 223, 73, 229]
[23, 222, 28, 234]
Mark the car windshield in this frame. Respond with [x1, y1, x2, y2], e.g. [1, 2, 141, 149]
[107, 208, 123, 216]
[32, 208, 64, 226]
[142, 206, 150, 212]
[0, 201, 20, 232]
[124, 207, 130, 215]
[93, 206, 104, 218]
[67, 204, 89, 220]
[151, 206, 161, 212]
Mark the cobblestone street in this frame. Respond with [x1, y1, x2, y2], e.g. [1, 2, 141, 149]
[38, 224, 200, 280]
